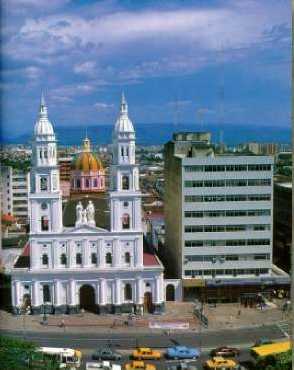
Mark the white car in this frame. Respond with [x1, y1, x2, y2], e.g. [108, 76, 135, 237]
[86, 361, 122, 370]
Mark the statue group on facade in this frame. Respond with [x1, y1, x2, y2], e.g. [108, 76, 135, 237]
[75, 200, 96, 227]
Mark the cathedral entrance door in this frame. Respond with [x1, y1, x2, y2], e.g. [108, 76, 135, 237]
[166, 284, 175, 301]
[144, 292, 153, 314]
[79, 285, 96, 312]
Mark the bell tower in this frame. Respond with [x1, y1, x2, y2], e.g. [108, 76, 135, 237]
[109, 94, 142, 233]
[29, 94, 63, 234]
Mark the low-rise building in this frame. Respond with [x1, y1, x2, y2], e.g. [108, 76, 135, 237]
[1, 166, 30, 223]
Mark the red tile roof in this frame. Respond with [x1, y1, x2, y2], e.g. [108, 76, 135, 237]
[143, 252, 160, 266]
[14, 242, 30, 268]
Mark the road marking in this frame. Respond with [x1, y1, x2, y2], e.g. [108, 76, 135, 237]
[276, 322, 290, 338]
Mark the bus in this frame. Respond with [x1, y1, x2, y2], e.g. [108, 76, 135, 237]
[250, 341, 291, 368]
[31, 347, 82, 369]
[251, 340, 291, 358]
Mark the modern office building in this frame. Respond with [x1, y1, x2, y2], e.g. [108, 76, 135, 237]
[1, 166, 30, 223]
[164, 132, 289, 302]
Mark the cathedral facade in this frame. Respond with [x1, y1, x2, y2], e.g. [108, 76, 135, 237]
[11, 94, 165, 315]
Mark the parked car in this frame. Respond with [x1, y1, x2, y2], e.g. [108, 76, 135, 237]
[125, 361, 156, 370]
[92, 348, 122, 361]
[167, 363, 198, 370]
[252, 337, 273, 347]
[203, 356, 240, 369]
[166, 346, 200, 360]
[132, 348, 161, 360]
[210, 347, 240, 358]
[86, 361, 121, 370]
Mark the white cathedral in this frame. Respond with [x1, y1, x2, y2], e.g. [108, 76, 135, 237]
[11, 94, 166, 315]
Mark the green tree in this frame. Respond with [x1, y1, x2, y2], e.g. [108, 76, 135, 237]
[261, 350, 292, 370]
[0, 336, 59, 370]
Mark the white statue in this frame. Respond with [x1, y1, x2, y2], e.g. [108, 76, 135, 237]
[75, 201, 83, 226]
[81, 208, 88, 224]
[87, 200, 96, 226]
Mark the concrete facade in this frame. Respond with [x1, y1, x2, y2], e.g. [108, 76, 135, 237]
[164, 132, 283, 301]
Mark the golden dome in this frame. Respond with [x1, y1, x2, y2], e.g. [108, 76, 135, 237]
[73, 137, 104, 172]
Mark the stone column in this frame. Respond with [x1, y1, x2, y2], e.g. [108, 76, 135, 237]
[153, 276, 164, 314]
[136, 277, 144, 304]
[98, 240, 104, 268]
[68, 279, 78, 313]
[99, 279, 105, 305]
[99, 279, 108, 314]
[114, 279, 121, 313]
[82, 239, 89, 267]
[31, 281, 41, 314]
[52, 240, 58, 268]
[16, 281, 22, 306]
[54, 280, 61, 306]
[30, 239, 39, 270]
[95, 282, 100, 305]
[11, 281, 16, 308]
[113, 238, 120, 267]
[134, 238, 143, 267]
[68, 240, 73, 268]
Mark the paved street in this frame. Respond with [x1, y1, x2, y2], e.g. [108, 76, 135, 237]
[3, 321, 289, 369]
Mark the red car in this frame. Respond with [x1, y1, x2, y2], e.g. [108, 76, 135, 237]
[210, 346, 240, 357]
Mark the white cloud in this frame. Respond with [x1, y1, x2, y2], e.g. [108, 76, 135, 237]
[3, 0, 290, 69]
[73, 61, 97, 76]
[94, 102, 114, 111]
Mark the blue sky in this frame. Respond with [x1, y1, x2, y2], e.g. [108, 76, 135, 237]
[1, 0, 291, 140]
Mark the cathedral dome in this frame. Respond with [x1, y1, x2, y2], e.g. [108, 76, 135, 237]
[114, 93, 134, 133]
[73, 137, 103, 173]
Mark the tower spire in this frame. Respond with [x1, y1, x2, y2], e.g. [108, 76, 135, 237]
[39, 92, 48, 118]
[120, 92, 128, 115]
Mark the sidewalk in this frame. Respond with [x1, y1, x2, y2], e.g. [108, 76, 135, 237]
[0, 301, 289, 334]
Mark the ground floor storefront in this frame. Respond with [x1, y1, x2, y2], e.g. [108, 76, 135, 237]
[183, 279, 290, 303]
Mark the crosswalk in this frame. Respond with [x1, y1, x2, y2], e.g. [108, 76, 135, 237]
[277, 321, 291, 338]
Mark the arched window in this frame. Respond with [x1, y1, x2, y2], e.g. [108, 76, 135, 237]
[122, 175, 129, 190]
[44, 150, 48, 159]
[40, 176, 48, 191]
[42, 254, 48, 265]
[126, 147, 129, 156]
[76, 253, 82, 265]
[76, 179, 81, 188]
[85, 179, 90, 188]
[125, 252, 131, 264]
[60, 253, 67, 265]
[124, 283, 132, 301]
[91, 253, 97, 264]
[106, 252, 112, 264]
[43, 285, 51, 303]
[122, 214, 130, 229]
[93, 178, 98, 187]
[121, 147, 124, 157]
[41, 216, 49, 231]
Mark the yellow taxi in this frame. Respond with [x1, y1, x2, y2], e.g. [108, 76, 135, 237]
[125, 361, 156, 370]
[132, 348, 161, 360]
[203, 356, 239, 369]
